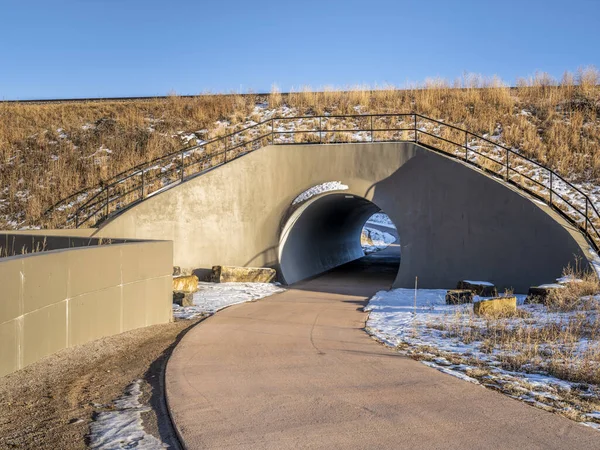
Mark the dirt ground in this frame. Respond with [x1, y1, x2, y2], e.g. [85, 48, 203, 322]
[0, 318, 204, 449]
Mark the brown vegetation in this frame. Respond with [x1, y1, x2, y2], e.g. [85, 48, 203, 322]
[1, 67, 599, 229]
[431, 266, 600, 385]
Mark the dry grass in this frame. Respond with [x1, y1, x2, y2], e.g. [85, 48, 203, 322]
[430, 266, 600, 385]
[547, 264, 600, 312]
[1, 67, 599, 228]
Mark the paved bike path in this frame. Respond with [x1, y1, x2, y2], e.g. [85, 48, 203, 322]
[166, 254, 597, 449]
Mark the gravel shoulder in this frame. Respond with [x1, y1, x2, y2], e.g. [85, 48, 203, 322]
[0, 318, 204, 449]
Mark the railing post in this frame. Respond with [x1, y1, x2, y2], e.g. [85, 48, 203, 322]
[465, 130, 468, 161]
[370, 115, 374, 142]
[105, 186, 109, 218]
[586, 198, 589, 233]
[224, 137, 228, 164]
[414, 114, 418, 143]
[75, 209, 79, 228]
[181, 151, 184, 181]
[505, 149, 509, 181]
[140, 169, 144, 199]
[549, 171, 553, 206]
[319, 116, 322, 144]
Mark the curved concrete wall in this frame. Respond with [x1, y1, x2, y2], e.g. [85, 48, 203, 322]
[95, 142, 591, 292]
[0, 238, 173, 377]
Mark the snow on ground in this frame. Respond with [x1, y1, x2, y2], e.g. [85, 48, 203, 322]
[88, 379, 167, 449]
[366, 212, 397, 229]
[291, 181, 349, 205]
[173, 281, 285, 320]
[361, 226, 396, 254]
[365, 288, 600, 428]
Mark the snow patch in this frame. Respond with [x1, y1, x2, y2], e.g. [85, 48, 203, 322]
[365, 287, 600, 428]
[173, 281, 285, 320]
[366, 212, 397, 229]
[421, 360, 480, 384]
[361, 226, 396, 254]
[291, 182, 349, 205]
[88, 380, 167, 449]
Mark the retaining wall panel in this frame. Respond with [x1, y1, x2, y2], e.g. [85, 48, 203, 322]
[0, 319, 20, 377]
[22, 302, 67, 367]
[0, 259, 23, 324]
[145, 275, 173, 326]
[121, 242, 172, 284]
[121, 282, 149, 331]
[67, 246, 122, 298]
[68, 286, 122, 346]
[22, 252, 68, 314]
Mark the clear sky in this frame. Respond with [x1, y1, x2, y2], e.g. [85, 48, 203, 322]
[1, 0, 599, 100]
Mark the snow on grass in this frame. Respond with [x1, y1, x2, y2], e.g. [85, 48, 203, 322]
[586, 248, 600, 279]
[291, 181, 349, 205]
[365, 288, 600, 428]
[421, 360, 480, 384]
[361, 226, 396, 254]
[365, 212, 396, 229]
[42, 103, 600, 246]
[88, 379, 167, 449]
[173, 281, 285, 320]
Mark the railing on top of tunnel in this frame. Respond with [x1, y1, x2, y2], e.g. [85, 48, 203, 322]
[44, 113, 600, 253]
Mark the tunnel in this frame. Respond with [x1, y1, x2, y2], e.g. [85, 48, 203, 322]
[95, 142, 594, 292]
[278, 193, 401, 285]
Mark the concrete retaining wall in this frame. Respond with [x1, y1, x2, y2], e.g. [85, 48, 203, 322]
[0, 232, 126, 256]
[0, 239, 173, 377]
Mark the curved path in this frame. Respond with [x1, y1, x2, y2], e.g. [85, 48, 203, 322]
[166, 250, 598, 449]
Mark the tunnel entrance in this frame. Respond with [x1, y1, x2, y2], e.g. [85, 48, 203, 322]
[279, 193, 400, 285]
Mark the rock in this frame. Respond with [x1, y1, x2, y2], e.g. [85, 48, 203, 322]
[173, 291, 194, 307]
[210, 265, 276, 283]
[445, 289, 474, 305]
[173, 266, 181, 276]
[525, 284, 564, 304]
[457, 280, 498, 297]
[473, 296, 517, 316]
[172, 275, 199, 293]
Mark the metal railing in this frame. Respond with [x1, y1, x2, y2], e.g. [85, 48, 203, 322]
[44, 113, 600, 252]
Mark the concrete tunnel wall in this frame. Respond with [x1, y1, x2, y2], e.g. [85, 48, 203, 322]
[279, 194, 383, 285]
[94, 142, 592, 293]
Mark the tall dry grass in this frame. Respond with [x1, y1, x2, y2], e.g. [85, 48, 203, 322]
[0, 67, 599, 228]
[432, 264, 600, 385]
[0, 94, 257, 227]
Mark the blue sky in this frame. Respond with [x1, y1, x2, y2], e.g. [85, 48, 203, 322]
[1, 0, 599, 99]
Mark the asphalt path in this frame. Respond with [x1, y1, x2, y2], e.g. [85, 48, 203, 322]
[166, 244, 598, 449]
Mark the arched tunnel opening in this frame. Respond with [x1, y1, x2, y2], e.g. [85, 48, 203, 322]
[279, 193, 401, 285]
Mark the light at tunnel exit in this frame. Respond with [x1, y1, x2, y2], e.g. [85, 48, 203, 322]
[361, 212, 398, 255]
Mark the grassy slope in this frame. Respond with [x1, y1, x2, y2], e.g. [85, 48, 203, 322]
[0, 68, 599, 229]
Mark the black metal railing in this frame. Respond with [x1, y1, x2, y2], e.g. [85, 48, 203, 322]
[43, 113, 600, 252]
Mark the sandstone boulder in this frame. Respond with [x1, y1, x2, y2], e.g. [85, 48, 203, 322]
[172, 275, 199, 293]
[473, 296, 517, 316]
[210, 265, 276, 283]
[525, 284, 564, 305]
[173, 291, 194, 307]
[445, 289, 474, 305]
